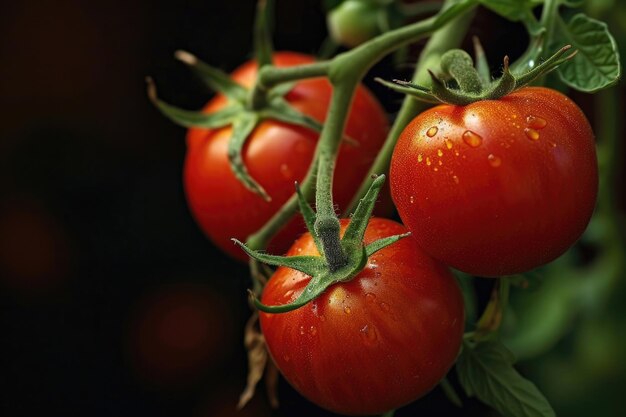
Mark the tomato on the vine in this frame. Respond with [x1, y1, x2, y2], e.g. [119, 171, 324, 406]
[260, 218, 464, 415]
[185, 52, 388, 261]
[390, 87, 598, 277]
[327, 0, 383, 47]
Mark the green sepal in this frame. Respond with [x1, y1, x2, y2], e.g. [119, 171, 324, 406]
[342, 174, 386, 246]
[513, 45, 577, 88]
[374, 78, 442, 103]
[227, 113, 271, 201]
[147, 78, 241, 128]
[379, 46, 577, 106]
[365, 232, 411, 257]
[250, 274, 328, 314]
[295, 182, 324, 255]
[268, 81, 296, 99]
[262, 97, 324, 134]
[174, 50, 248, 101]
[233, 239, 326, 276]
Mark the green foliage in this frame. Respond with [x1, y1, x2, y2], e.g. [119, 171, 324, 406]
[457, 340, 555, 417]
[554, 13, 621, 91]
[478, 0, 542, 21]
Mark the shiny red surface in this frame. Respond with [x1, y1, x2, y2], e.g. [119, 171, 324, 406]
[391, 87, 598, 276]
[184, 52, 388, 260]
[260, 218, 464, 415]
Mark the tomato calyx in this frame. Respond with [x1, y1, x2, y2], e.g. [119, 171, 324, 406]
[376, 44, 577, 105]
[233, 175, 410, 314]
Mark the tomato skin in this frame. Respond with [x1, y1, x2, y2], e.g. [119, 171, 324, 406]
[260, 218, 464, 415]
[184, 52, 388, 261]
[390, 87, 598, 277]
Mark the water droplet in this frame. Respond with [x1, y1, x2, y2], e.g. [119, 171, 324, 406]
[283, 354, 290, 362]
[426, 126, 438, 137]
[462, 130, 482, 147]
[454, 150, 460, 156]
[417, 154, 423, 163]
[445, 139, 453, 150]
[379, 302, 390, 312]
[526, 115, 547, 129]
[433, 167, 439, 172]
[343, 306, 351, 314]
[299, 326, 305, 335]
[548, 141, 557, 148]
[409, 196, 415, 204]
[488, 154, 502, 167]
[309, 326, 317, 336]
[438, 160, 442, 166]
[437, 149, 443, 157]
[426, 157, 431, 166]
[452, 175, 459, 184]
[280, 163, 292, 179]
[360, 324, 378, 344]
[365, 293, 377, 303]
[525, 128, 540, 141]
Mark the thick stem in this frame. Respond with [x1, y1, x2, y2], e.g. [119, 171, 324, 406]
[345, 0, 474, 214]
[246, 0, 478, 250]
[313, 82, 358, 271]
[249, 61, 331, 110]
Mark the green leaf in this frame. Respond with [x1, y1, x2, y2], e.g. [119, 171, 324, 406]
[227, 113, 271, 201]
[478, 0, 541, 22]
[457, 340, 555, 417]
[174, 50, 248, 101]
[554, 13, 621, 92]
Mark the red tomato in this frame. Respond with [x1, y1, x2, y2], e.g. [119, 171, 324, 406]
[185, 52, 388, 261]
[260, 218, 464, 415]
[390, 87, 598, 277]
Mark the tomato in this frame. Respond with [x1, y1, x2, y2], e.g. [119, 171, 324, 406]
[260, 218, 464, 415]
[390, 87, 598, 277]
[327, 0, 382, 47]
[185, 52, 388, 261]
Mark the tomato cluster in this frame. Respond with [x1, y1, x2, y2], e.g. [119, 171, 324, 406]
[175, 47, 596, 417]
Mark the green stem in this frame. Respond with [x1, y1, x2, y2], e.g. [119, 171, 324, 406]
[539, 0, 559, 33]
[313, 82, 358, 271]
[345, 0, 474, 214]
[249, 61, 331, 110]
[246, 0, 479, 250]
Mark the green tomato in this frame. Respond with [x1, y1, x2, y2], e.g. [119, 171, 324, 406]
[327, 0, 383, 47]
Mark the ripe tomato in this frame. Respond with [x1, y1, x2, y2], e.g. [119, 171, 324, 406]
[260, 218, 464, 415]
[390, 87, 598, 277]
[184, 52, 388, 261]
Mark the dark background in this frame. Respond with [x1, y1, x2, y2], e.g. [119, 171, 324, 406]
[0, 1, 624, 417]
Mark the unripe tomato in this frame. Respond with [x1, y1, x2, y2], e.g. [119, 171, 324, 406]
[260, 218, 464, 415]
[390, 87, 598, 277]
[185, 52, 388, 261]
[327, 0, 382, 47]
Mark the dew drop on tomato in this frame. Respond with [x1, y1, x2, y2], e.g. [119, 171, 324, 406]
[445, 139, 453, 149]
[426, 126, 438, 137]
[525, 128, 540, 141]
[488, 154, 502, 167]
[462, 130, 482, 147]
[360, 324, 378, 345]
[526, 115, 547, 129]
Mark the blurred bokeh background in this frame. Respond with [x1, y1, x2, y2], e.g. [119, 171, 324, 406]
[0, 1, 624, 416]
